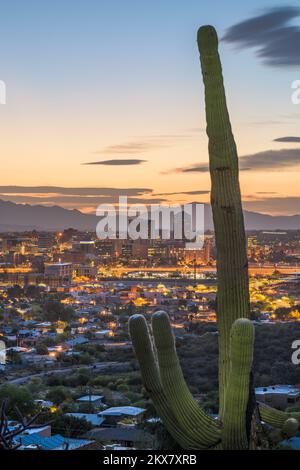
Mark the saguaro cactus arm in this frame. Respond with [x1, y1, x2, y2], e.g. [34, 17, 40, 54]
[129, 314, 220, 449]
[129, 314, 194, 448]
[258, 402, 300, 429]
[152, 311, 221, 448]
[222, 319, 254, 449]
[130, 312, 256, 450]
[197, 26, 250, 417]
[129, 313, 221, 449]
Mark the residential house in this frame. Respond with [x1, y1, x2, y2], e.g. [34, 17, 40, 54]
[76, 395, 104, 410]
[99, 406, 145, 426]
[65, 413, 105, 427]
[84, 427, 152, 449]
[255, 385, 300, 410]
[16, 433, 94, 450]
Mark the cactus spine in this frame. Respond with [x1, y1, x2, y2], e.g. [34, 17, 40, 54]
[128, 25, 300, 449]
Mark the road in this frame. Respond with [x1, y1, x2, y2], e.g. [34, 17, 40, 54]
[7, 361, 130, 385]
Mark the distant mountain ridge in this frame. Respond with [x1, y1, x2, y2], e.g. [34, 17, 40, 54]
[0, 198, 300, 232]
[0, 199, 97, 231]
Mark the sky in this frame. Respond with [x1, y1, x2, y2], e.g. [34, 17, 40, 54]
[0, 0, 300, 215]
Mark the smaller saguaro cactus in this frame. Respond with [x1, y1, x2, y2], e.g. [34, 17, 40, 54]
[129, 311, 300, 449]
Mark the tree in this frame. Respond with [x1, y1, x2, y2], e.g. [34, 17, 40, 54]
[7, 285, 23, 300]
[43, 300, 74, 323]
[0, 384, 35, 418]
[51, 414, 92, 438]
[36, 342, 49, 356]
[0, 400, 42, 450]
[46, 386, 70, 406]
[78, 352, 93, 365]
[26, 285, 41, 299]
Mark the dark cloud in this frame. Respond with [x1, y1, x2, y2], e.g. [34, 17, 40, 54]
[0, 186, 170, 208]
[240, 148, 300, 170]
[223, 6, 300, 67]
[256, 191, 278, 195]
[274, 136, 300, 143]
[243, 197, 300, 215]
[174, 148, 300, 173]
[82, 159, 146, 166]
[0, 186, 152, 196]
[154, 190, 210, 196]
[0, 195, 166, 205]
[170, 164, 209, 174]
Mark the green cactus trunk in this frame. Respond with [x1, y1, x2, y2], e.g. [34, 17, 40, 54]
[197, 26, 250, 418]
[222, 319, 254, 449]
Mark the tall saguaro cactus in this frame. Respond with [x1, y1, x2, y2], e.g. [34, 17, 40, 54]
[198, 26, 250, 419]
[129, 25, 300, 449]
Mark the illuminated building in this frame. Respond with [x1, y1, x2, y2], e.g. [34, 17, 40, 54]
[183, 239, 212, 265]
[44, 262, 73, 285]
[37, 233, 55, 251]
[73, 265, 97, 278]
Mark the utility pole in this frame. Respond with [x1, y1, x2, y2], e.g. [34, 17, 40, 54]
[88, 386, 92, 413]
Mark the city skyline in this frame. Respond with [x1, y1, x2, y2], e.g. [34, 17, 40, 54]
[1, 1, 300, 216]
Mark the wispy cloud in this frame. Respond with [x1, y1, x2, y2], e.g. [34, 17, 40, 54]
[223, 6, 300, 67]
[247, 120, 286, 126]
[94, 142, 158, 154]
[82, 159, 146, 166]
[92, 130, 204, 159]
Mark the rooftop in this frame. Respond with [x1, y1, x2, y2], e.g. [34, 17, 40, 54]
[85, 427, 151, 444]
[66, 413, 105, 426]
[280, 437, 300, 450]
[99, 406, 145, 417]
[77, 395, 104, 402]
[15, 433, 93, 450]
[255, 385, 300, 396]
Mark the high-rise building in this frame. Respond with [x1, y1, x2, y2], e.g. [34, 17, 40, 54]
[183, 238, 212, 265]
[37, 233, 55, 251]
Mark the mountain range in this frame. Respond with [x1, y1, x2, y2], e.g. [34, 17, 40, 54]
[0, 198, 300, 232]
